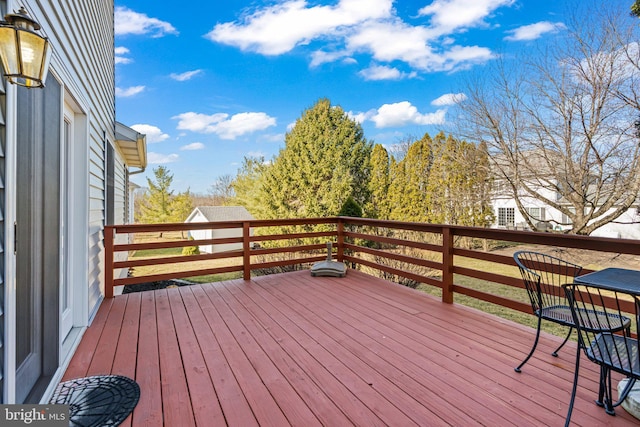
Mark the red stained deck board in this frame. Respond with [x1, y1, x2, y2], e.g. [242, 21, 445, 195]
[179, 287, 259, 427]
[62, 298, 114, 381]
[154, 290, 196, 427]
[164, 288, 226, 427]
[218, 282, 357, 427]
[256, 273, 526, 426]
[85, 295, 127, 375]
[131, 291, 163, 427]
[62, 270, 640, 426]
[214, 280, 401, 425]
[296, 272, 624, 426]
[204, 284, 323, 427]
[226, 276, 455, 427]
[111, 293, 142, 427]
[190, 285, 291, 426]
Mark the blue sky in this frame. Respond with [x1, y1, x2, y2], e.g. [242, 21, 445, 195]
[114, 0, 567, 193]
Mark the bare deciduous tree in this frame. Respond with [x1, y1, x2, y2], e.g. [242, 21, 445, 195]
[456, 2, 640, 234]
[208, 174, 235, 205]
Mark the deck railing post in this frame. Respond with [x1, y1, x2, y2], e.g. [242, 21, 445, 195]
[105, 225, 115, 298]
[337, 218, 344, 262]
[442, 226, 454, 304]
[243, 221, 251, 280]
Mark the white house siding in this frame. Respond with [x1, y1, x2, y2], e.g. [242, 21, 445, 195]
[590, 208, 640, 239]
[188, 212, 215, 253]
[33, 0, 117, 317]
[185, 207, 254, 253]
[114, 156, 127, 224]
[492, 186, 640, 239]
[0, 18, 6, 399]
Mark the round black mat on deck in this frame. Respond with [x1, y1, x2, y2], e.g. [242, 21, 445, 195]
[50, 375, 140, 427]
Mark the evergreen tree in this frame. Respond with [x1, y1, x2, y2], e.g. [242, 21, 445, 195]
[136, 166, 195, 231]
[261, 98, 372, 219]
[366, 144, 391, 219]
[426, 133, 495, 227]
[170, 189, 194, 223]
[389, 134, 433, 222]
[339, 196, 363, 217]
[230, 156, 268, 218]
[137, 166, 175, 224]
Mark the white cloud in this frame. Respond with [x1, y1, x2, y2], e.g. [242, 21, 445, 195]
[206, 0, 513, 75]
[347, 20, 494, 72]
[347, 109, 375, 124]
[170, 70, 203, 81]
[131, 124, 169, 143]
[173, 111, 277, 140]
[310, 50, 351, 68]
[180, 142, 205, 151]
[431, 93, 467, 106]
[418, 0, 515, 35]
[116, 86, 145, 97]
[115, 46, 131, 64]
[115, 7, 178, 37]
[247, 151, 266, 158]
[206, 0, 393, 55]
[504, 21, 566, 41]
[370, 101, 447, 128]
[358, 65, 417, 81]
[147, 152, 179, 164]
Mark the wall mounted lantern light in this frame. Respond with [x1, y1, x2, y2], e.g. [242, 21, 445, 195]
[0, 6, 51, 88]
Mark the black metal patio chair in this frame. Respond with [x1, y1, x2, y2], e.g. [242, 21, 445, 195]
[513, 251, 583, 372]
[562, 283, 635, 426]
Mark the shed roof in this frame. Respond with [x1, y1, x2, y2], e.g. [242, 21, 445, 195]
[187, 206, 255, 222]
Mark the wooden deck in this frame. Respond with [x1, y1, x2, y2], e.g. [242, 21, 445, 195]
[63, 270, 640, 426]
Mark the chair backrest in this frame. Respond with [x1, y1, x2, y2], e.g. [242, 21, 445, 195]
[514, 251, 583, 313]
[562, 283, 638, 377]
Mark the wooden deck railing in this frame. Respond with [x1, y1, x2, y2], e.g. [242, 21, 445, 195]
[104, 217, 640, 315]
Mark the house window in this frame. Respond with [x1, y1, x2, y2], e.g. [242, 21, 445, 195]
[498, 207, 515, 227]
[527, 207, 545, 221]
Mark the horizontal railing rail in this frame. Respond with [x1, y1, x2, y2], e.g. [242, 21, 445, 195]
[104, 217, 640, 316]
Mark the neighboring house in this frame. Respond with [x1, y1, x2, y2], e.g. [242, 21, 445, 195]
[185, 206, 255, 253]
[0, 1, 146, 404]
[491, 180, 640, 239]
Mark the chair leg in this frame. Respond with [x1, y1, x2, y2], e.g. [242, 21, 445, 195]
[596, 367, 616, 415]
[565, 345, 581, 427]
[612, 378, 636, 408]
[515, 316, 543, 373]
[552, 327, 573, 357]
[603, 369, 615, 416]
[596, 367, 606, 407]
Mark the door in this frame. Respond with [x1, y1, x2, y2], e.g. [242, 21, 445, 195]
[15, 77, 62, 403]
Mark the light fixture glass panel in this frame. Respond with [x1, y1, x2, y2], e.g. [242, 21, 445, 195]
[0, 25, 18, 76]
[17, 29, 48, 87]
